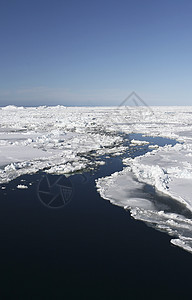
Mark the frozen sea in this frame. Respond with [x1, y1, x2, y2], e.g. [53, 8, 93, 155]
[0, 105, 192, 298]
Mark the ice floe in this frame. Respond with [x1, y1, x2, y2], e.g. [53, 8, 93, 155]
[95, 106, 192, 253]
[17, 184, 28, 189]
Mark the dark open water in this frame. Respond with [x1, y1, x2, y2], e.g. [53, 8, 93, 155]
[0, 135, 191, 299]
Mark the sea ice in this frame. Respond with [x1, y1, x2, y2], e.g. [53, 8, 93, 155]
[1, 105, 192, 253]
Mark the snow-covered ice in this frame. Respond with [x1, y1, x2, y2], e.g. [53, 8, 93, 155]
[0, 106, 123, 183]
[1, 105, 192, 253]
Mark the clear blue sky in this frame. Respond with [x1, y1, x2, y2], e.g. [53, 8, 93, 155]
[0, 0, 192, 106]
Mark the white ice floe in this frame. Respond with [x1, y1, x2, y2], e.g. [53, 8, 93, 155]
[130, 139, 149, 145]
[1, 105, 192, 253]
[17, 184, 28, 189]
[95, 106, 192, 254]
[148, 144, 159, 149]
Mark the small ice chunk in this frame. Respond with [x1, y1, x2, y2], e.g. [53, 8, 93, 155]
[148, 144, 159, 149]
[17, 184, 28, 189]
[130, 139, 149, 145]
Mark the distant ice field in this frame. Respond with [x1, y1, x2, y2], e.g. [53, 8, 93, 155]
[1, 105, 192, 253]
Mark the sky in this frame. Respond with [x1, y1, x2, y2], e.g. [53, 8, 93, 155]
[0, 0, 192, 106]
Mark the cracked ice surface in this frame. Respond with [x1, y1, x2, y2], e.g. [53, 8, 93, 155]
[0, 105, 124, 183]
